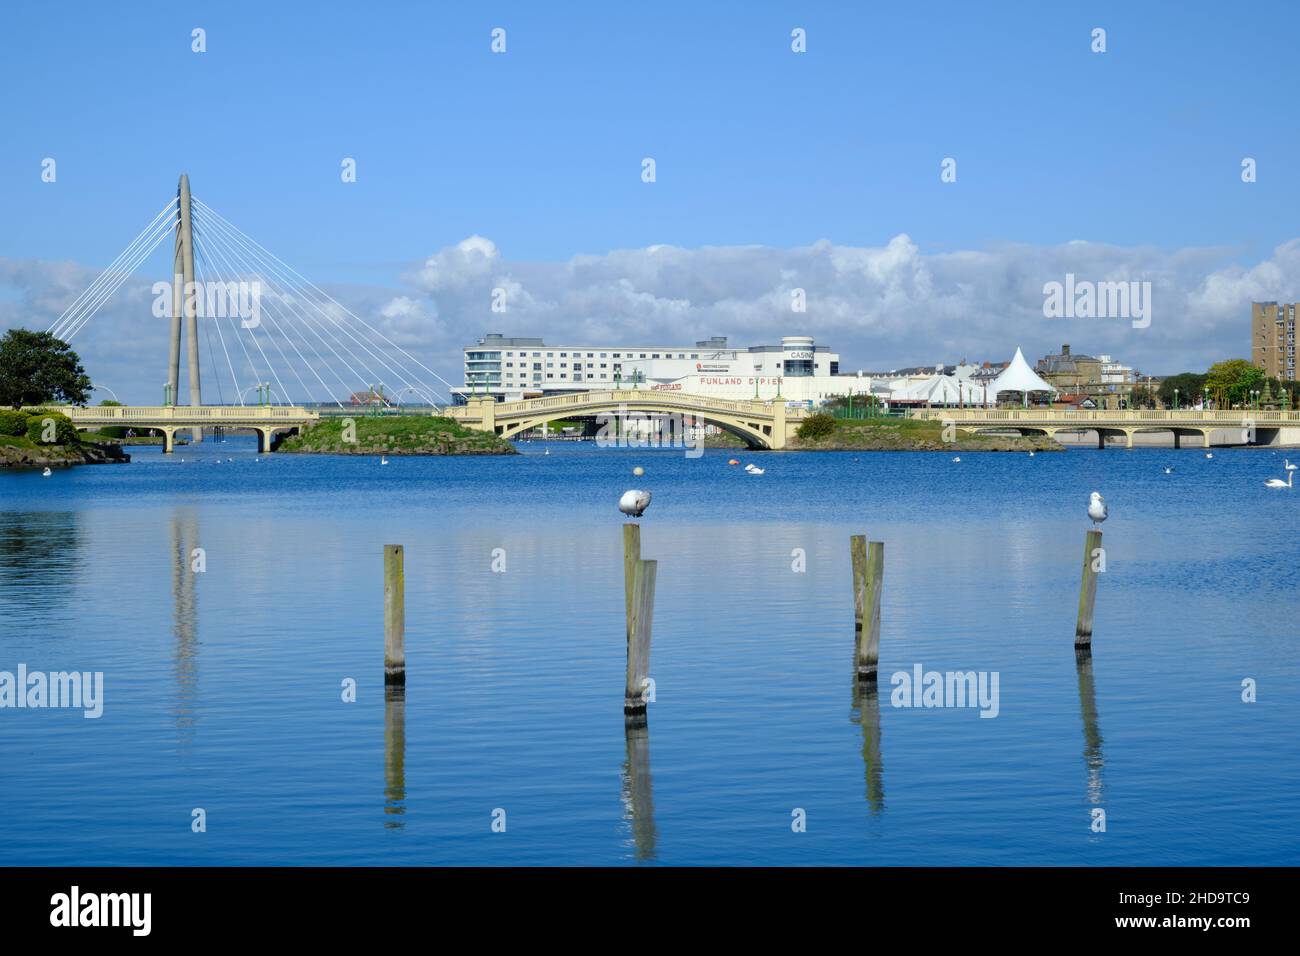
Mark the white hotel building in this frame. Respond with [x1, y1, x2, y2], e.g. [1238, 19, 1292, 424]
[459, 333, 851, 404]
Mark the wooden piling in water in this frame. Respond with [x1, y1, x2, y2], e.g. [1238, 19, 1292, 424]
[384, 544, 405, 685]
[854, 541, 884, 680]
[623, 524, 656, 721]
[1075, 530, 1101, 647]
[851, 534, 867, 646]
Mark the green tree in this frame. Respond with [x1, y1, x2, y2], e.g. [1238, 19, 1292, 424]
[1204, 359, 1261, 407]
[0, 330, 91, 409]
[1156, 372, 1207, 408]
[1128, 385, 1156, 409]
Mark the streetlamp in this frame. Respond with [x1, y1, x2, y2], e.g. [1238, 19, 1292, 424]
[1174, 388, 1179, 411]
[162, 382, 174, 407]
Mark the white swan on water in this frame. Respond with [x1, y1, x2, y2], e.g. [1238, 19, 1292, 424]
[1087, 492, 1108, 527]
[1286, 459, 1297, 471]
[42, 467, 51, 477]
[1205, 452, 1214, 459]
[380, 456, 388, 465]
[747, 466, 765, 475]
[952, 456, 961, 463]
[1164, 467, 1174, 474]
[1265, 472, 1293, 489]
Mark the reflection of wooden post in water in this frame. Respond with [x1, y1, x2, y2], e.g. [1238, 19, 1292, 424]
[1076, 530, 1101, 646]
[384, 544, 405, 685]
[384, 685, 406, 827]
[852, 536, 884, 680]
[851, 680, 885, 812]
[1074, 648, 1104, 807]
[171, 509, 199, 745]
[623, 525, 656, 724]
[621, 722, 657, 860]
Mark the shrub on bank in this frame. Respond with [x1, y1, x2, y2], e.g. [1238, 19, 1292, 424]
[26, 412, 79, 445]
[797, 412, 837, 442]
[0, 409, 28, 436]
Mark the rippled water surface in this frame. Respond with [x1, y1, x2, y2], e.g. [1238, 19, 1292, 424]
[1, 439, 1297, 865]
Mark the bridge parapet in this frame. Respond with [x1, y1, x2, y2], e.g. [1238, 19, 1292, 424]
[445, 390, 808, 448]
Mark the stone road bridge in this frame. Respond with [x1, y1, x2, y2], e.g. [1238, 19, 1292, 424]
[444, 390, 810, 449]
[909, 407, 1300, 448]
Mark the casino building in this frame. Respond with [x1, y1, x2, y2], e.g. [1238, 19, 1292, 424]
[459, 333, 849, 404]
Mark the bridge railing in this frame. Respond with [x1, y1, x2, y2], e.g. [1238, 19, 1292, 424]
[907, 407, 1300, 424]
[455, 390, 806, 418]
[42, 405, 318, 422]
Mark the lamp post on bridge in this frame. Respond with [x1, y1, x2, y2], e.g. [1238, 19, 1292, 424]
[163, 382, 175, 407]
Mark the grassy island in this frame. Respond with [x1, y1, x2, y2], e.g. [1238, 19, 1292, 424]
[274, 415, 518, 456]
[788, 414, 1060, 452]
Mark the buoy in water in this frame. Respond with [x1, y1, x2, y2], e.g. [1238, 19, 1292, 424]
[633, 466, 644, 477]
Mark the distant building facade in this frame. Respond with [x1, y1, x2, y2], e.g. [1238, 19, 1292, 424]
[460, 333, 845, 403]
[1252, 301, 1298, 381]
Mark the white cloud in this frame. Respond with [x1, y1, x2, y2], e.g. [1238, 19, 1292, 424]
[3, 235, 1298, 402]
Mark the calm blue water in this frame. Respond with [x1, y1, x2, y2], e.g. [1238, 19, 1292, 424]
[1, 439, 1298, 865]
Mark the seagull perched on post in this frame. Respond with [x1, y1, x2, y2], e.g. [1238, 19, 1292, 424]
[619, 489, 652, 518]
[1087, 492, 1108, 527]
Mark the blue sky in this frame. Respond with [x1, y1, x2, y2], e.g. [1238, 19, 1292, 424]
[2, 1, 1299, 400]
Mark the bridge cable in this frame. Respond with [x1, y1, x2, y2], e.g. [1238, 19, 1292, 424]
[193, 214, 346, 406]
[59, 213, 179, 342]
[48, 198, 177, 340]
[193, 199, 455, 401]
[192, 205, 418, 405]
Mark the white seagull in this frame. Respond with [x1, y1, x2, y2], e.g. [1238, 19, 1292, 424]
[619, 489, 652, 518]
[1265, 472, 1293, 489]
[1087, 492, 1108, 527]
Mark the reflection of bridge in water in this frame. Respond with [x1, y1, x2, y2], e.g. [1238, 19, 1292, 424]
[446, 390, 810, 449]
[910, 407, 1300, 448]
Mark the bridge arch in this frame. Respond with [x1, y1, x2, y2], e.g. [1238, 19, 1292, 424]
[496, 403, 774, 449]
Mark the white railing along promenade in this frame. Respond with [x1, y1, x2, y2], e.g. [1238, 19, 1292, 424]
[907, 407, 1300, 425]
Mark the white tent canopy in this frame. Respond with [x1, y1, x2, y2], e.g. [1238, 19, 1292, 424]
[895, 374, 983, 405]
[988, 347, 1056, 396]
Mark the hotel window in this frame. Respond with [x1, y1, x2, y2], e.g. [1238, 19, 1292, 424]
[560, 363, 567, 368]
[587, 353, 594, 358]
[651, 354, 659, 358]
[600, 363, 607, 368]
[600, 353, 607, 358]
[547, 362, 554, 368]
[640, 353, 647, 358]
[560, 353, 567, 357]
[613, 353, 621, 358]
[547, 373, 554, 379]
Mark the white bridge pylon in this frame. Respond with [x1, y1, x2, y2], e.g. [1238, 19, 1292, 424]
[46, 174, 455, 413]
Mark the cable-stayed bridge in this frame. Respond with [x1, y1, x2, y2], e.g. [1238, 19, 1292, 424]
[44, 174, 455, 449]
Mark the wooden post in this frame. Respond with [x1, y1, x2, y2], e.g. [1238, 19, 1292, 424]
[1075, 530, 1101, 647]
[384, 544, 405, 685]
[623, 523, 640, 634]
[855, 542, 884, 679]
[850, 534, 867, 650]
[624, 554, 657, 722]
